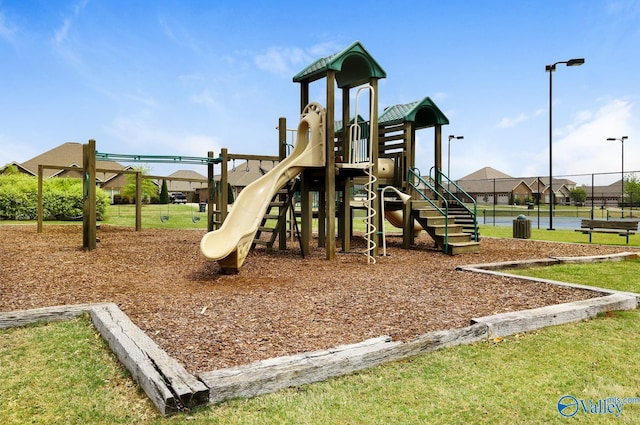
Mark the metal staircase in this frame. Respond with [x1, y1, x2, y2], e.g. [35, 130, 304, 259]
[408, 169, 480, 255]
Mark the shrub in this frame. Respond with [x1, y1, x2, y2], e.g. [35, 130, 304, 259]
[0, 174, 109, 220]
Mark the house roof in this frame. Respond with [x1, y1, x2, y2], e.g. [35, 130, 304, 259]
[18, 142, 124, 180]
[458, 167, 513, 181]
[224, 159, 278, 187]
[164, 170, 208, 192]
[455, 167, 584, 195]
[589, 180, 623, 196]
[535, 177, 577, 187]
[379, 97, 449, 128]
[292, 41, 387, 88]
[457, 179, 531, 194]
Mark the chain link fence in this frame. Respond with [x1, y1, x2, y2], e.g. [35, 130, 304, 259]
[454, 170, 639, 229]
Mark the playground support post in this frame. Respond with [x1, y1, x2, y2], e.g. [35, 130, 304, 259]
[135, 171, 142, 231]
[207, 151, 215, 232]
[220, 148, 229, 226]
[278, 117, 288, 251]
[37, 165, 44, 233]
[82, 139, 97, 251]
[325, 70, 336, 260]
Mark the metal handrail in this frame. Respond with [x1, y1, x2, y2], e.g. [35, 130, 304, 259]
[409, 168, 449, 252]
[438, 171, 479, 241]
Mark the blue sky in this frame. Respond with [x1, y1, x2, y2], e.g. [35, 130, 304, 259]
[1, 0, 638, 184]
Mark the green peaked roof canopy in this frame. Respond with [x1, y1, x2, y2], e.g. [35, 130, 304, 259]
[293, 41, 387, 89]
[378, 97, 449, 129]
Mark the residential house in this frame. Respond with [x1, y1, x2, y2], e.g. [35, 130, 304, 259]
[224, 159, 277, 200]
[587, 180, 624, 207]
[456, 166, 577, 205]
[456, 167, 534, 205]
[6, 142, 125, 181]
[2, 142, 130, 202]
[163, 170, 208, 202]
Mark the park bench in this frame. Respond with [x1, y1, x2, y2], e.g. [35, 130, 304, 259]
[575, 219, 639, 244]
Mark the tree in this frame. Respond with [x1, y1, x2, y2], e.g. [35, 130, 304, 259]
[1, 164, 19, 175]
[569, 187, 587, 205]
[120, 166, 157, 203]
[159, 179, 169, 204]
[625, 173, 640, 206]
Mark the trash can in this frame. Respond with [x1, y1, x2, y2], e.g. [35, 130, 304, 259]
[199, 202, 207, 213]
[512, 214, 531, 239]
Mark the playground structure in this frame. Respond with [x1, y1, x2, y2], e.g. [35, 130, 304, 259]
[54, 41, 480, 272]
[202, 41, 480, 273]
[201, 102, 326, 271]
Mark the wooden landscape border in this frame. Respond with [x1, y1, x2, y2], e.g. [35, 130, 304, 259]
[0, 302, 209, 416]
[1, 252, 638, 416]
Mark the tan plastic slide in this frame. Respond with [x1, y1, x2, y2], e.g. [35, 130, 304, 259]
[384, 210, 423, 235]
[200, 102, 326, 273]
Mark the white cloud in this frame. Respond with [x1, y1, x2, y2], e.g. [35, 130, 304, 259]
[307, 41, 342, 58]
[53, 16, 72, 46]
[52, 0, 88, 47]
[157, 15, 204, 56]
[254, 46, 310, 76]
[252, 41, 340, 77]
[431, 92, 449, 102]
[104, 111, 223, 173]
[0, 134, 39, 166]
[0, 10, 17, 45]
[552, 98, 635, 182]
[50, 0, 89, 71]
[190, 89, 217, 107]
[413, 99, 637, 185]
[497, 108, 543, 128]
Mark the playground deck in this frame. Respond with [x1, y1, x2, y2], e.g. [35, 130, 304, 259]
[0, 225, 630, 373]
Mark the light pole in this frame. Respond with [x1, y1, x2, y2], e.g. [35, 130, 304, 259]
[606, 136, 628, 218]
[546, 58, 585, 230]
[447, 135, 463, 192]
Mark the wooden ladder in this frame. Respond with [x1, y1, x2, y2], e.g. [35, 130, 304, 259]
[252, 180, 297, 252]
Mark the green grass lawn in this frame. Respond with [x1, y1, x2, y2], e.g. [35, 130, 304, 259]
[507, 258, 640, 293]
[479, 224, 640, 247]
[104, 203, 210, 229]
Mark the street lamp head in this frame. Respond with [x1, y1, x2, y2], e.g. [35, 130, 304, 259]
[607, 136, 629, 142]
[448, 135, 464, 141]
[567, 58, 585, 66]
[546, 58, 585, 72]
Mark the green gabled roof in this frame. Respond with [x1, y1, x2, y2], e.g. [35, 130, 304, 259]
[293, 41, 386, 88]
[379, 97, 449, 129]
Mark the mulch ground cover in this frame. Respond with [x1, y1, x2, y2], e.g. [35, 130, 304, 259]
[0, 225, 629, 373]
